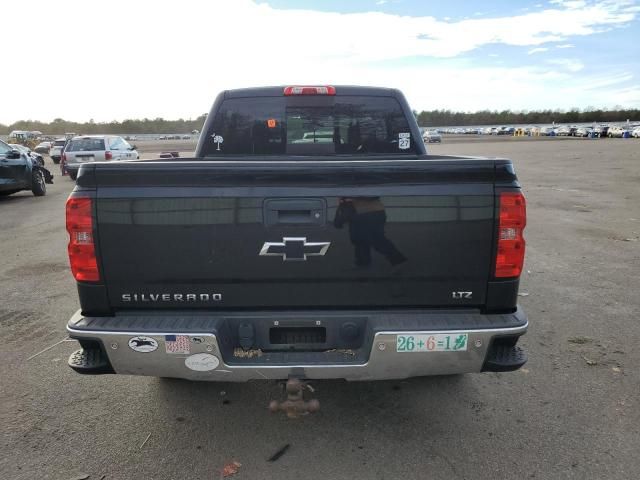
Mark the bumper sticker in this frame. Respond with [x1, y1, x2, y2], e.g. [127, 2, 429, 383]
[128, 336, 158, 353]
[165, 335, 190, 354]
[396, 333, 468, 352]
[185, 353, 220, 371]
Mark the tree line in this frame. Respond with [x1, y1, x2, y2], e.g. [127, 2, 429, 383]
[0, 115, 208, 136]
[2, 108, 639, 135]
[415, 108, 640, 127]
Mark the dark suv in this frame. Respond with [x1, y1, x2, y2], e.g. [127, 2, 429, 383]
[0, 139, 49, 197]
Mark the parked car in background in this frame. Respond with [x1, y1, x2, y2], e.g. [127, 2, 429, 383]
[8, 144, 45, 166]
[8, 130, 42, 143]
[49, 138, 68, 164]
[575, 127, 596, 138]
[291, 130, 341, 144]
[556, 126, 571, 136]
[0, 139, 52, 196]
[608, 126, 630, 138]
[632, 127, 640, 138]
[423, 130, 442, 143]
[34, 141, 52, 154]
[63, 135, 139, 180]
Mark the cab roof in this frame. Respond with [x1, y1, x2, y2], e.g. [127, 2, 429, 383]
[223, 85, 401, 99]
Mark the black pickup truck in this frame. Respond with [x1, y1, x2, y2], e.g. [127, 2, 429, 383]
[66, 86, 528, 392]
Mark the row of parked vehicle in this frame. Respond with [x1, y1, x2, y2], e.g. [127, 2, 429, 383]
[0, 132, 146, 196]
[159, 134, 192, 140]
[23, 135, 140, 180]
[434, 124, 640, 138]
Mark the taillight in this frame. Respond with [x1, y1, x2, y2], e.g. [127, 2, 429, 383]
[284, 85, 336, 96]
[62, 152, 66, 162]
[495, 192, 526, 278]
[66, 197, 100, 282]
[105, 151, 113, 160]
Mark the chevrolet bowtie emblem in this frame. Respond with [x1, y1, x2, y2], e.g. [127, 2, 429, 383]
[259, 237, 331, 261]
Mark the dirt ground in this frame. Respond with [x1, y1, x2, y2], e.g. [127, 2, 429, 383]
[134, 138, 197, 158]
[1, 136, 638, 480]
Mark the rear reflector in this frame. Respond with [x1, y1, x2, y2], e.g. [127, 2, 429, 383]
[66, 197, 100, 282]
[284, 85, 336, 96]
[495, 192, 526, 278]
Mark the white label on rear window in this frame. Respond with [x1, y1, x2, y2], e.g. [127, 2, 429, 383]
[212, 133, 224, 151]
[398, 132, 410, 149]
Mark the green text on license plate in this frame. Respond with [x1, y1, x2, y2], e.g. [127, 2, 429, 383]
[396, 333, 468, 352]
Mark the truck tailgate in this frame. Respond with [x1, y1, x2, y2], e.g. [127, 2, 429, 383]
[91, 159, 499, 310]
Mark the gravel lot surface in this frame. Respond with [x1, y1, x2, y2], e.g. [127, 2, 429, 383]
[1, 136, 638, 480]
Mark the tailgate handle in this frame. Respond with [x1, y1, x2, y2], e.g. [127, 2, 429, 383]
[264, 198, 326, 226]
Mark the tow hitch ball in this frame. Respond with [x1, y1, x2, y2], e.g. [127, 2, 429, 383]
[269, 378, 320, 418]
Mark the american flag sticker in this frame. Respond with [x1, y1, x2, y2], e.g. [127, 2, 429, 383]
[165, 335, 190, 354]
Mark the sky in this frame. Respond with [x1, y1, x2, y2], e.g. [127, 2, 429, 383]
[3, 0, 639, 124]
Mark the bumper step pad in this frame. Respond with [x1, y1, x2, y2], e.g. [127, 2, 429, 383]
[483, 345, 527, 372]
[68, 348, 115, 375]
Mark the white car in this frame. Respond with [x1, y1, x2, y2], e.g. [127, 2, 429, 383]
[607, 126, 630, 138]
[575, 127, 596, 138]
[422, 130, 442, 143]
[34, 141, 52, 154]
[63, 135, 139, 180]
[291, 130, 340, 144]
[49, 138, 67, 164]
[632, 127, 640, 138]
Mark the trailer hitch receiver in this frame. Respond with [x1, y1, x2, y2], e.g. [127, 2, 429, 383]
[269, 378, 320, 418]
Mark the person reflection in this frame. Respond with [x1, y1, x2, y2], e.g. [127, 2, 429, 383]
[334, 197, 407, 268]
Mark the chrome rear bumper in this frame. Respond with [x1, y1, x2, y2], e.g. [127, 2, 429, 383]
[67, 308, 528, 381]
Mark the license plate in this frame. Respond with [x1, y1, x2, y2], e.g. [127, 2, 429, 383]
[396, 333, 468, 352]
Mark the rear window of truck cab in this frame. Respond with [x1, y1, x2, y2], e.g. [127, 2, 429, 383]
[202, 96, 417, 156]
